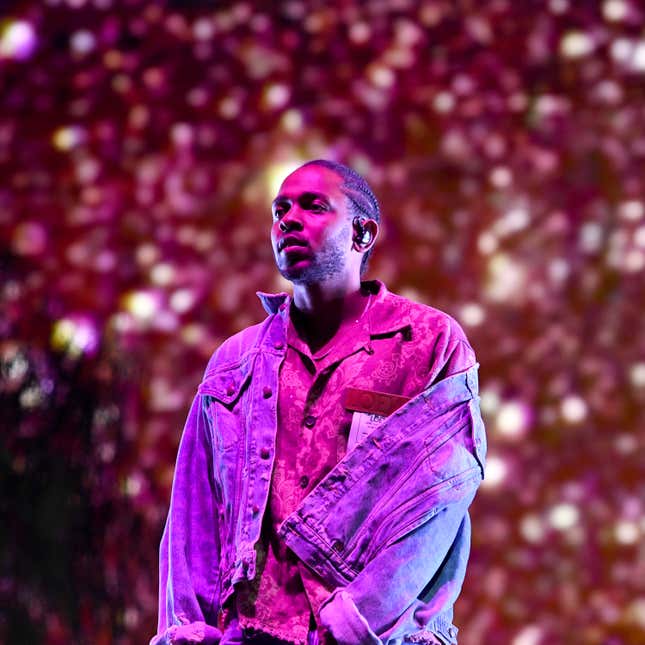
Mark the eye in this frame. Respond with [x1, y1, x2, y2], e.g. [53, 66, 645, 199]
[272, 201, 289, 219]
[310, 201, 327, 213]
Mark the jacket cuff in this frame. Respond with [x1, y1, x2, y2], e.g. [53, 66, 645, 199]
[319, 590, 381, 645]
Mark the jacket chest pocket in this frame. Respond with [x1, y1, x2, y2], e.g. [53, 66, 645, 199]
[199, 364, 253, 450]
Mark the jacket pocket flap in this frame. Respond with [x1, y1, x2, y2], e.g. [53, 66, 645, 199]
[197, 367, 251, 404]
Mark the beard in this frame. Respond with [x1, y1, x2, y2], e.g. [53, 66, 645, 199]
[277, 222, 351, 285]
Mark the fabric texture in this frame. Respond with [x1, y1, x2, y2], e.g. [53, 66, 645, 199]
[151, 281, 486, 645]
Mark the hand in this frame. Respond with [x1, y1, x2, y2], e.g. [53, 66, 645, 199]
[317, 625, 338, 645]
[166, 618, 222, 644]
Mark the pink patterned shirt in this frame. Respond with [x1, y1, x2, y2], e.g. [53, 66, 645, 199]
[235, 281, 475, 643]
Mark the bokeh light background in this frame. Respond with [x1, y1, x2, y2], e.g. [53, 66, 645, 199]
[1, 1, 644, 643]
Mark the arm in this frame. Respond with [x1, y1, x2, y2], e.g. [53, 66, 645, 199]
[151, 395, 223, 645]
[320, 336, 483, 645]
[318, 490, 477, 645]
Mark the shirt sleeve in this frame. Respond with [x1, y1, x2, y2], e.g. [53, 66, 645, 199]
[151, 394, 222, 645]
[427, 315, 477, 387]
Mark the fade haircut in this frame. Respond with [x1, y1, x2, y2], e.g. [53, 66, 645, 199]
[301, 159, 380, 276]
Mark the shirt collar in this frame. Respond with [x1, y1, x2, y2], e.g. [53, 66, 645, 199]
[256, 279, 412, 352]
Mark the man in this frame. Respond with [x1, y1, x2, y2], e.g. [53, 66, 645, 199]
[152, 160, 486, 645]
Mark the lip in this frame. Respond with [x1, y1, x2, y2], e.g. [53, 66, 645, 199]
[278, 236, 309, 252]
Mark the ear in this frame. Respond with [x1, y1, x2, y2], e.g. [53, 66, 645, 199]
[351, 218, 379, 253]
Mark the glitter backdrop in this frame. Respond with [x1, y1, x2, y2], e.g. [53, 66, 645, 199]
[1, 1, 644, 644]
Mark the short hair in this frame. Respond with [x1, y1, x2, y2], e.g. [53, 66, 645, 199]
[301, 159, 380, 276]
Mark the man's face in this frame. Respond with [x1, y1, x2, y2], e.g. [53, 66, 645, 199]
[271, 165, 354, 285]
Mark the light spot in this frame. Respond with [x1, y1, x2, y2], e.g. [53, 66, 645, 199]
[123, 607, 139, 628]
[265, 159, 307, 199]
[460, 302, 485, 327]
[12, 221, 47, 256]
[123, 290, 159, 321]
[614, 520, 639, 545]
[219, 95, 241, 119]
[349, 22, 370, 45]
[633, 40, 645, 72]
[171, 122, 194, 147]
[489, 166, 512, 188]
[262, 83, 291, 110]
[124, 473, 143, 496]
[610, 37, 634, 63]
[0, 20, 37, 60]
[193, 17, 215, 40]
[433, 91, 455, 114]
[494, 207, 530, 236]
[602, 0, 629, 22]
[169, 288, 197, 314]
[484, 253, 526, 302]
[618, 200, 644, 221]
[70, 29, 95, 55]
[281, 109, 304, 133]
[480, 388, 501, 416]
[549, 0, 569, 13]
[181, 323, 208, 346]
[611, 37, 645, 72]
[51, 315, 99, 357]
[548, 257, 570, 284]
[20, 384, 46, 408]
[481, 455, 507, 489]
[603, 0, 629, 22]
[368, 64, 395, 89]
[634, 225, 645, 248]
[512, 625, 543, 645]
[560, 30, 595, 59]
[629, 362, 645, 388]
[627, 598, 645, 628]
[614, 433, 637, 455]
[150, 262, 175, 286]
[548, 502, 580, 530]
[519, 514, 545, 544]
[579, 222, 604, 253]
[561, 395, 587, 423]
[477, 231, 498, 255]
[52, 125, 86, 151]
[496, 400, 531, 439]
[623, 249, 645, 272]
[136, 243, 160, 266]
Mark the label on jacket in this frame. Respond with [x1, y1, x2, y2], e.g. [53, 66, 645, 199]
[345, 388, 411, 451]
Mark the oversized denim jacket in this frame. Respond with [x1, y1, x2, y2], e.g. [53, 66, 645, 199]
[153, 291, 487, 645]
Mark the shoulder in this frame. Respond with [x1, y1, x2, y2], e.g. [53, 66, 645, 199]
[202, 316, 274, 376]
[380, 288, 471, 345]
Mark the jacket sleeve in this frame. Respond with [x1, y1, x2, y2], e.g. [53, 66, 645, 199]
[319, 336, 484, 645]
[318, 489, 477, 645]
[150, 394, 222, 645]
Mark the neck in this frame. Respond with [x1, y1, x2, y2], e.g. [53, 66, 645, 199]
[290, 276, 368, 354]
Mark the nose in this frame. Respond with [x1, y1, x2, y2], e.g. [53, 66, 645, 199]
[278, 206, 304, 233]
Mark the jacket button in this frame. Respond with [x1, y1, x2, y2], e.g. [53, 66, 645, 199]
[303, 415, 316, 428]
[260, 447, 271, 459]
[273, 341, 284, 350]
[262, 386, 272, 398]
[252, 505, 260, 514]
[299, 475, 309, 489]
[332, 539, 344, 552]
[226, 384, 236, 396]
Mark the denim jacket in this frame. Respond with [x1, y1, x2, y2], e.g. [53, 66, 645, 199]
[153, 290, 487, 645]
